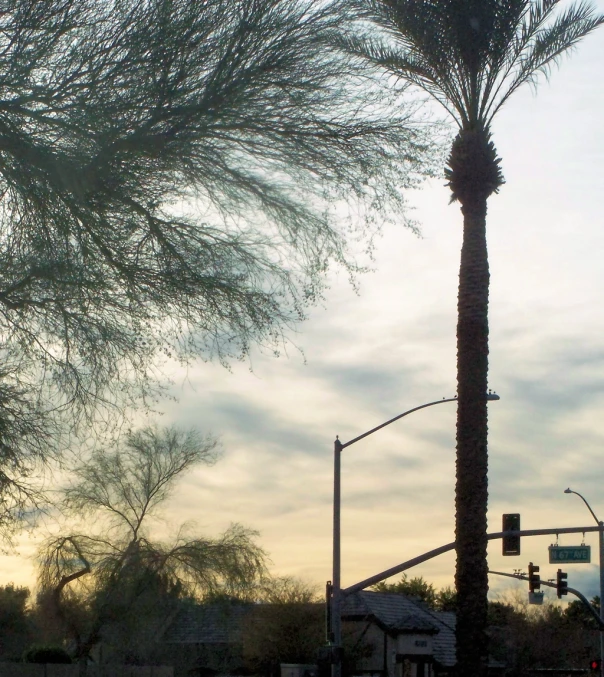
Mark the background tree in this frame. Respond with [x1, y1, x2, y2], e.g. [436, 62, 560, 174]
[372, 574, 437, 608]
[565, 596, 601, 629]
[0, 0, 440, 538]
[37, 426, 267, 671]
[435, 586, 458, 612]
[241, 577, 324, 676]
[242, 577, 373, 677]
[338, 2, 604, 673]
[487, 591, 600, 675]
[373, 575, 458, 611]
[0, 584, 34, 661]
[22, 645, 73, 664]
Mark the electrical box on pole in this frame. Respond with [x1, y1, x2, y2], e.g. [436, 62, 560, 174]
[502, 513, 521, 555]
[556, 569, 568, 598]
[325, 581, 333, 643]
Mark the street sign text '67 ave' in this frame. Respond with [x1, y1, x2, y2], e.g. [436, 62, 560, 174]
[549, 545, 591, 564]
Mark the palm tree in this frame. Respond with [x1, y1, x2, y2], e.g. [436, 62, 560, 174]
[339, 1, 603, 674]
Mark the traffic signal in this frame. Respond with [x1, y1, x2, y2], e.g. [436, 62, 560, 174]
[590, 659, 601, 672]
[528, 562, 540, 593]
[502, 513, 521, 555]
[556, 569, 568, 598]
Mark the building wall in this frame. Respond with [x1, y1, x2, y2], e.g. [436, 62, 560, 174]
[343, 623, 438, 677]
[396, 634, 433, 657]
[344, 623, 436, 677]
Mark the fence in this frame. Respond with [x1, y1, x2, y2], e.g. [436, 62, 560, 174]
[0, 664, 173, 677]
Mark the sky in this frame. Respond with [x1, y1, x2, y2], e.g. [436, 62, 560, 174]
[2, 3, 604, 607]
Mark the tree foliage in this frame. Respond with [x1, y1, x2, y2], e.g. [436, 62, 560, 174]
[372, 574, 458, 611]
[373, 574, 437, 607]
[341, 0, 604, 130]
[486, 591, 601, 675]
[0, 584, 34, 661]
[37, 426, 267, 664]
[242, 576, 373, 677]
[0, 0, 440, 538]
[242, 578, 324, 674]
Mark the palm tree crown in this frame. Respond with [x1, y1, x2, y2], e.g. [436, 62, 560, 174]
[347, 0, 603, 129]
[346, 0, 603, 196]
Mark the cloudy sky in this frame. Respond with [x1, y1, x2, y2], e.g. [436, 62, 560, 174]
[2, 3, 604, 605]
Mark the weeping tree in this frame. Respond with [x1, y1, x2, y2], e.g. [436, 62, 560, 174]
[37, 426, 267, 669]
[337, 1, 603, 674]
[0, 0, 440, 539]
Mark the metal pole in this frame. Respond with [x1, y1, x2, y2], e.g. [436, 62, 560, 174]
[490, 570, 604, 629]
[330, 393, 499, 677]
[344, 524, 602, 596]
[599, 522, 604, 677]
[332, 437, 342, 677]
[564, 488, 604, 677]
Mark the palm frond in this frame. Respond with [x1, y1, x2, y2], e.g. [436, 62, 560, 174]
[334, 33, 465, 123]
[478, 0, 557, 119]
[344, 0, 603, 130]
[484, 1, 604, 123]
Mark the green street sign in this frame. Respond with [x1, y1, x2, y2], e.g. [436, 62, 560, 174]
[549, 545, 591, 564]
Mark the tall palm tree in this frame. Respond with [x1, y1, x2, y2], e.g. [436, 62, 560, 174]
[339, 1, 603, 674]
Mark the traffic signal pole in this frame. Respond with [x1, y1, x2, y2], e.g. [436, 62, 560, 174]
[564, 488, 604, 677]
[343, 524, 604, 596]
[490, 569, 603, 629]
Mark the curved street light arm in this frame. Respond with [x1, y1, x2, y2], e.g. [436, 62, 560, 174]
[338, 396, 458, 450]
[337, 393, 500, 450]
[565, 488, 602, 526]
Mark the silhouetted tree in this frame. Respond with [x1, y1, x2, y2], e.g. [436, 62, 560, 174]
[436, 586, 458, 612]
[338, 2, 604, 672]
[373, 574, 437, 608]
[0, 0, 440, 540]
[243, 577, 372, 677]
[0, 584, 34, 660]
[242, 578, 324, 676]
[37, 426, 267, 671]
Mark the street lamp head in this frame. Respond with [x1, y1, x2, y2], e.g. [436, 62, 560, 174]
[486, 392, 500, 401]
[564, 488, 573, 494]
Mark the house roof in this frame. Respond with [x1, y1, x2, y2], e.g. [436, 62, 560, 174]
[161, 592, 458, 668]
[162, 601, 253, 645]
[341, 591, 456, 667]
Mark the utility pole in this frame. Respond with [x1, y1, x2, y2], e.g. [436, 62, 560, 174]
[564, 488, 604, 677]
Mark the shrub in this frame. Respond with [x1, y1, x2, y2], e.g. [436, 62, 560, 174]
[23, 645, 72, 664]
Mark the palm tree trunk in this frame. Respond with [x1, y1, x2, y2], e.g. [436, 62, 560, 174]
[455, 194, 490, 677]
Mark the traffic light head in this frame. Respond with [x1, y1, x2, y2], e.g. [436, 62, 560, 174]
[502, 513, 521, 556]
[590, 659, 601, 671]
[556, 569, 568, 598]
[528, 562, 540, 593]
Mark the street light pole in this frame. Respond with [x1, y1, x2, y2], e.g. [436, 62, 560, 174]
[330, 392, 500, 677]
[564, 488, 604, 677]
